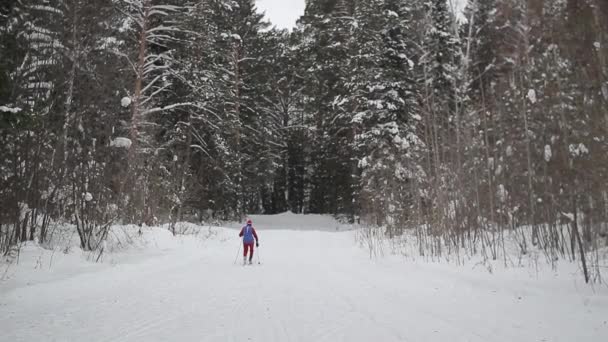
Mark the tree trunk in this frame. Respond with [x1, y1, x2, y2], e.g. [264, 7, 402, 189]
[20, 212, 28, 242]
[572, 197, 590, 283]
[130, 0, 150, 149]
[233, 41, 243, 217]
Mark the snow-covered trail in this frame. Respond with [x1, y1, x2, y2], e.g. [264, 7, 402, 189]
[1, 223, 607, 341]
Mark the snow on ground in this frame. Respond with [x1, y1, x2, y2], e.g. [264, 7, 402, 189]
[1, 214, 608, 341]
[226, 212, 352, 231]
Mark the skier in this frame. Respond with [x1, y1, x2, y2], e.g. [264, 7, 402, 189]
[239, 219, 259, 265]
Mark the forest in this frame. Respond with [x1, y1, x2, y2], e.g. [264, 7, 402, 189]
[1, 0, 607, 281]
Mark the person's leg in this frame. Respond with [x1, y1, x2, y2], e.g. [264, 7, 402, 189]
[243, 243, 249, 264]
[245, 243, 254, 257]
[249, 243, 255, 262]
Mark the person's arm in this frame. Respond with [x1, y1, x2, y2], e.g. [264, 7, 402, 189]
[253, 227, 259, 245]
[238, 227, 244, 237]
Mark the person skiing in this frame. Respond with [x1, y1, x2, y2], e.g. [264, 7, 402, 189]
[239, 219, 259, 265]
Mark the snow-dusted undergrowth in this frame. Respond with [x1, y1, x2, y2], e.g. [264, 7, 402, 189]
[356, 223, 608, 283]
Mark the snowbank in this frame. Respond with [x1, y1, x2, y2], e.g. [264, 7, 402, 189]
[0, 223, 231, 292]
[226, 211, 356, 232]
[110, 137, 132, 148]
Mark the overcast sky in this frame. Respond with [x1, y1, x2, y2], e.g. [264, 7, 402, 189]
[256, 0, 306, 30]
[255, 0, 468, 30]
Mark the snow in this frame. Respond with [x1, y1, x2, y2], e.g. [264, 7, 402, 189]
[234, 212, 349, 232]
[18, 202, 30, 221]
[495, 164, 503, 176]
[352, 111, 366, 124]
[1, 214, 607, 341]
[450, 0, 469, 22]
[143, 102, 193, 115]
[527, 89, 537, 104]
[544, 144, 552, 162]
[121, 96, 131, 107]
[0, 105, 22, 113]
[110, 137, 132, 149]
[497, 184, 507, 202]
[30, 5, 62, 15]
[99, 37, 123, 50]
[84, 192, 93, 202]
[406, 58, 415, 69]
[569, 143, 589, 157]
[387, 10, 399, 18]
[561, 212, 575, 222]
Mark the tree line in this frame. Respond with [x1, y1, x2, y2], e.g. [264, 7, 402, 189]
[1, 0, 607, 281]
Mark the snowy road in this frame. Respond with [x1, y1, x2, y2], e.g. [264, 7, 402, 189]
[1, 220, 607, 341]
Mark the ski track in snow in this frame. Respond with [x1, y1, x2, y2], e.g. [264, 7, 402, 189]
[1, 216, 608, 341]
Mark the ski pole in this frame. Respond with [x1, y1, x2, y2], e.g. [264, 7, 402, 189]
[233, 240, 242, 264]
[256, 245, 261, 264]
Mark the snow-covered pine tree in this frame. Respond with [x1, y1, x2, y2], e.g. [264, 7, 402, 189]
[58, 0, 129, 250]
[295, 0, 357, 218]
[158, 0, 216, 231]
[225, 1, 281, 215]
[202, 0, 273, 219]
[112, 0, 191, 225]
[0, 0, 67, 248]
[0, 0, 128, 250]
[0, 0, 17, 118]
[349, 0, 424, 231]
[252, 29, 293, 214]
[167, 0, 281, 220]
[465, 0, 500, 100]
[425, 0, 458, 110]
[158, 0, 236, 221]
[415, 0, 463, 234]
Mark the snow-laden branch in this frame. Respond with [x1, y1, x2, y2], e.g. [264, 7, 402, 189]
[143, 64, 170, 77]
[105, 49, 137, 74]
[190, 144, 211, 158]
[29, 5, 63, 15]
[140, 83, 172, 106]
[0, 106, 23, 113]
[143, 103, 193, 115]
[147, 26, 194, 34]
[150, 5, 183, 12]
[184, 126, 208, 148]
[140, 75, 162, 95]
[148, 9, 170, 16]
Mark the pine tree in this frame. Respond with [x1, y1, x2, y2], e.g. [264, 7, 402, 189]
[295, 0, 356, 217]
[349, 0, 424, 230]
[111, 0, 192, 225]
[426, 0, 458, 107]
